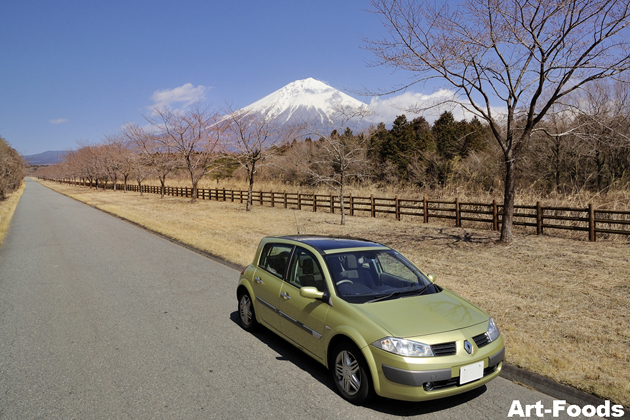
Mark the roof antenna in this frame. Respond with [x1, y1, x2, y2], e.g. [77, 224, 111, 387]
[293, 209, 300, 236]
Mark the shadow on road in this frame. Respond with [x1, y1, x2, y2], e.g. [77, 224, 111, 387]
[229, 311, 488, 416]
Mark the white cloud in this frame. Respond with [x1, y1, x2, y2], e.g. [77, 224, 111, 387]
[49, 118, 69, 124]
[149, 83, 208, 113]
[366, 89, 498, 125]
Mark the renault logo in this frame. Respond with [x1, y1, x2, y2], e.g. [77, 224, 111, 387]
[464, 340, 473, 354]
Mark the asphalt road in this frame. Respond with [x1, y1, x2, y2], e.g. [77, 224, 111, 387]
[0, 179, 604, 419]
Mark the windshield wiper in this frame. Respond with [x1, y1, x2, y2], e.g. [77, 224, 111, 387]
[367, 284, 429, 303]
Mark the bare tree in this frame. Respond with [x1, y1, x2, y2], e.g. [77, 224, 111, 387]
[119, 125, 154, 195]
[146, 103, 224, 202]
[131, 150, 154, 196]
[527, 108, 580, 193]
[299, 105, 372, 225]
[73, 142, 102, 188]
[124, 124, 179, 198]
[0, 136, 25, 200]
[104, 134, 135, 192]
[222, 104, 301, 211]
[97, 141, 121, 191]
[367, 0, 630, 243]
[567, 80, 630, 191]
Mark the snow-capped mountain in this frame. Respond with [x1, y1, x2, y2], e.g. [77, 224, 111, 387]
[241, 78, 371, 131]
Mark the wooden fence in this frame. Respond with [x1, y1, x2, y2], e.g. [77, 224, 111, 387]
[48, 178, 630, 242]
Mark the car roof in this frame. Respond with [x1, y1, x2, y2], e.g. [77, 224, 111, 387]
[277, 235, 389, 254]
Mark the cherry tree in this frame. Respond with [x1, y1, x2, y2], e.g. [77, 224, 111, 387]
[368, 0, 630, 243]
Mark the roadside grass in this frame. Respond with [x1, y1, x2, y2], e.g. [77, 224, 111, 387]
[37, 179, 630, 407]
[146, 176, 630, 210]
[0, 182, 25, 246]
[130, 177, 630, 242]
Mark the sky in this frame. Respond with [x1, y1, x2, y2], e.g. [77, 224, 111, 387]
[0, 0, 451, 156]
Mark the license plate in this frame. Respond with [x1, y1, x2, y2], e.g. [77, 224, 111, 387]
[460, 361, 484, 385]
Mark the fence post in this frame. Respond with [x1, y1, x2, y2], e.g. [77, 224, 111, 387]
[312, 193, 317, 212]
[395, 195, 400, 221]
[493, 200, 498, 231]
[350, 193, 354, 216]
[259, 191, 263, 206]
[455, 198, 461, 227]
[297, 192, 302, 210]
[371, 194, 375, 218]
[423, 196, 428, 223]
[223, 188, 226, 201]
[330, 193, 334, 214]
[589, 203, 596, 242]
[536, 202, 543, 235]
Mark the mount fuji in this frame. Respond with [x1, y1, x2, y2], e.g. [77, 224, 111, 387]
[240, 78, 372, 132]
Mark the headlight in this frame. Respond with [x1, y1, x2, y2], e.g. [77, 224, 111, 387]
[487, 317, 500, 342]
[372, 337, 434, 357]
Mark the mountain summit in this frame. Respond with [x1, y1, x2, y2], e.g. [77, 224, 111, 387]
[242, 78, 369, 127]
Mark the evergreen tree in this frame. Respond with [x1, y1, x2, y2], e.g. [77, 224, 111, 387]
[369, 115, 435, 181]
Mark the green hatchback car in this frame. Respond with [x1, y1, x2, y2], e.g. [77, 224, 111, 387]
[236, 236, 504, 404]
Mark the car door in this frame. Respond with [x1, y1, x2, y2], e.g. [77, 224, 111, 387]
[277, 247, 330, 362]
[252, 243, 294, 334]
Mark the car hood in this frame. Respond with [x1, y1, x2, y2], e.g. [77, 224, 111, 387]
[354, 290, 488, 338]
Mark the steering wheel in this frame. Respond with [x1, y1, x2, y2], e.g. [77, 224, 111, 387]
[336, 279, 354, 286]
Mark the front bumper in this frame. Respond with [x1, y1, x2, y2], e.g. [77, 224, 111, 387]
[382, 346, 504, 387]
[370, 336, 505, 401]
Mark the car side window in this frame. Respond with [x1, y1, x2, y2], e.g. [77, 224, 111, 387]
[259, 244, 293, 279]
[287, 247, 327, 292]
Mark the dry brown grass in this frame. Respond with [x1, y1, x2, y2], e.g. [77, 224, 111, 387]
[121, 177, 630, 243]
[0, 182, 25, 246]
[37, 179, 630, 406]
[145, 176, 630, 209]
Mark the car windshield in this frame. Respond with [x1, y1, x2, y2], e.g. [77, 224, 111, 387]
[325, 249, 440, 303]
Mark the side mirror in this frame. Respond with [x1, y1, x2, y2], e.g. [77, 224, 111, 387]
[300, 286, 325, 300]
[427, 274, 436, 283]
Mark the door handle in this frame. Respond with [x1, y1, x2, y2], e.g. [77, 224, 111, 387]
[281, 292, 291, 300]
[254, 277, 263, 284]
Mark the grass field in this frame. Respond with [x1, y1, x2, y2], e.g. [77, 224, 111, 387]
[36, 179, 630, 407]
[0, 182, 25, 246]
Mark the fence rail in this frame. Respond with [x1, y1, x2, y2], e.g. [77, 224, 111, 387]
[46, 178, 630, 242]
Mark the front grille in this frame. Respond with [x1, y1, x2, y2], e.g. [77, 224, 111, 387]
[431, 342, 456, 356]
[473, 332, 491, 348]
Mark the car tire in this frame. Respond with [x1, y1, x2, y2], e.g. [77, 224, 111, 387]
[331, 342, 373, 405]
[238, 291, 258, 332]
